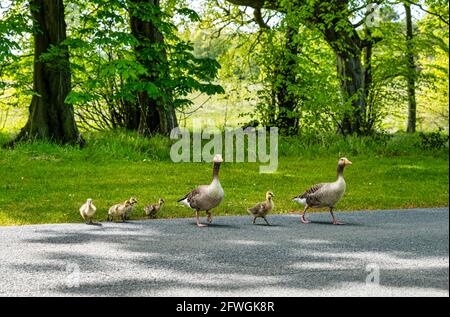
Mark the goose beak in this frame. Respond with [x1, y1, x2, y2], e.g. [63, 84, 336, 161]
[345, 159, 352, 165]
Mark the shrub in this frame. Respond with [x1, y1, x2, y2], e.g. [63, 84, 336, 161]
[418, 129, 449, 151]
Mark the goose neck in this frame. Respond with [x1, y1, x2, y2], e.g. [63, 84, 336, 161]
[213, 162, 221, 179]
[337, 164, 345, 179]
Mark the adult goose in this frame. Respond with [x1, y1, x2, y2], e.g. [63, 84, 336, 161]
[292, 157, 352, 225]
[178, 154, 224, 227]
[247, 191, 274, 226]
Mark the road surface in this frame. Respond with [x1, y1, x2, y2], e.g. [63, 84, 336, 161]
[0, 208, 448, 296]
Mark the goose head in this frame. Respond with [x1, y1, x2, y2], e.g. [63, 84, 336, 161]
[86, 198, 93, 206]
[212, 154, 224, 180]
[159, 198, 165, 205]
[127, 197, 138, 206]
[266, 191, 274, 200]
[338, 157, 352, 167]
[213, 154, 223, 164]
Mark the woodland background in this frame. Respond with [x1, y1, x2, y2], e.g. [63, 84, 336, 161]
[0, 0, 448, 225]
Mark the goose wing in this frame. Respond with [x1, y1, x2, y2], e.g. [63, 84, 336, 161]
[248, 202, 265, 216]
[178, 185, 207, 209]
[79, 203, 88, 214]
[300, 183, 337, 207]
[294, 183, 326, 199]
[109, 203, 125, 215]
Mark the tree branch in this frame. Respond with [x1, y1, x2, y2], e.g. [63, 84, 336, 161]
[403, 0, 449, 25]
[225, 0, 282, 11]
[253, 7, 270, 28]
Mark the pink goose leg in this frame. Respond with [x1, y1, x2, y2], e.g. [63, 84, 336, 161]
[300, 205, 311, 224]
[196, 211, 207, 227]
[330, 208, 344, 225]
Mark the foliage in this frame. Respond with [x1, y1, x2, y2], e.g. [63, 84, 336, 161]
[62, 0, 224, 131]
[418, 128, 449, 150]
[415, 1, 449, 131]
[370, 2, 449, 133]
[0, 0, 448, 136]
[0, 1, 33, 132]
[253, 24, 341, 134]
[191, 0, 449, 135]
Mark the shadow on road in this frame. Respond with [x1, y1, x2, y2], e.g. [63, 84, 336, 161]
[5, 208, 449, 296]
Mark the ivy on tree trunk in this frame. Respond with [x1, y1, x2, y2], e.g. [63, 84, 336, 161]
[273, 26, 299, 135]
[128, 0, 178, 137]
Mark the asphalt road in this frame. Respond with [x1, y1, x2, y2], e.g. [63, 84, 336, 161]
[0, 208, 448, 297]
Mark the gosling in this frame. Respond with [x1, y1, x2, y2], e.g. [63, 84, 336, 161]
[144, 198, 165, 219]
[79, 198, 96, 224]
[247, 191, 274, 226]
[108, 197, 138, 222]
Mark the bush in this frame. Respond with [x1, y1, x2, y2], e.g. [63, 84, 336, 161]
[418, 129, 449, 151]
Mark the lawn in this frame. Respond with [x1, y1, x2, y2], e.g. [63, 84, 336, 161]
[0, 131, 448, 226]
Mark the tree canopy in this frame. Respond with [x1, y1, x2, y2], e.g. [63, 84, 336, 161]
[0, 0, 448, 143]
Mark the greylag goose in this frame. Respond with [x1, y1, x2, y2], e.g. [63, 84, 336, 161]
[247, 191, 274, 225]
[178, 154, 224, 227]
[108, 197, 138, 222]
[292, 157, 352, 225]
[144, 198, 165, 219]
[79, 198, 96, 224]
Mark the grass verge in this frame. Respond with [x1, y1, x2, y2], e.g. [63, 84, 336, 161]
[0, 130, 448, 226]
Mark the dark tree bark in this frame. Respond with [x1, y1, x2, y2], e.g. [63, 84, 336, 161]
[274, 26, 299, 135]
[404, 3, 417, 133]
[305, 0, 372, 135]
[123, 99, 141, 130]
[325, 31, 365, 135]
[13, 0, 82, 146]
[363, 28, 375, 131]
[128, 0, 178, 137]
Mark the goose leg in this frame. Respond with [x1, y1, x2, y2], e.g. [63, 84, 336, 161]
[206, 211, 212, 224]
[263, 216, 271, 226]
[300, 205, 311, 224]
[196, 211, 207, 227]
[330, 208, 344, 225]
[252, 217, 256, 224]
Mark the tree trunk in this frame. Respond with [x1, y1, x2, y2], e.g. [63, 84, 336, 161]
[363, 35, 374, 132]
[405, 3, 417, 133]
[274, 26, 299, 135]
[13, 0, 82, 146]
[123, 99, 141, 131]
[335, 51, 365, 135]
[322, 15, 367, 136]
[128, 0, 177, 137]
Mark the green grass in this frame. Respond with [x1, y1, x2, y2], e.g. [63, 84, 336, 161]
[0, 130, 448, 226]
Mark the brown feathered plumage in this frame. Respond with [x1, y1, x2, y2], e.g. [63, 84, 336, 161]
[178, 154, 224, 227]
[144, 198, 165, 219]
[292, 157, 352, 225]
